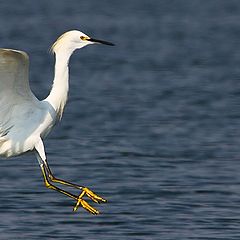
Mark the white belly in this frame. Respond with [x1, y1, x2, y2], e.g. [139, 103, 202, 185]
[0, 102, 57, 158]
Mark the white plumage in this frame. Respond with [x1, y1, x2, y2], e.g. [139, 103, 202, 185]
[0, 30, 114, 214]
[0, 49, 45, 157]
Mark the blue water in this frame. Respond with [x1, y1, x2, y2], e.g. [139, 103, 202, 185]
[0, 0, 240, 239]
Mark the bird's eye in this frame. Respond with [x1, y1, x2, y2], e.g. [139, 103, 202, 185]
[80, 36, 88, 41]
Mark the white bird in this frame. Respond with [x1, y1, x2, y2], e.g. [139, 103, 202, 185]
[0, 30, 114, 214]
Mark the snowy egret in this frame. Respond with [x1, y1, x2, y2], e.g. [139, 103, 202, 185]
[0, 30, 114, 214]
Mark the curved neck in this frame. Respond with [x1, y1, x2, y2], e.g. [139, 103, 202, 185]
[45, 50, 72, 119]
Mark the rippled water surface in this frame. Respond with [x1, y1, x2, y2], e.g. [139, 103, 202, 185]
[1, 0, 240, 239]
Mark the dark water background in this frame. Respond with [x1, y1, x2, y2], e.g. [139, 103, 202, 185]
[0, 0, 240, 239]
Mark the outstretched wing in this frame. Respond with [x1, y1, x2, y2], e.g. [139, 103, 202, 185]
[0, 49, 36, 137]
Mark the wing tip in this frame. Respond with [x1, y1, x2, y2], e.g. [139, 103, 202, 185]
[0, 48, 29, 61]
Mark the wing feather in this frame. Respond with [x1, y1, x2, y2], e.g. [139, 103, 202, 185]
[0, 49, 36, 137]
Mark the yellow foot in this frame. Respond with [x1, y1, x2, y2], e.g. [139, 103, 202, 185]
[73, 187, 107, 214]
[73, 198, 99, 215]
[82, 187, 107, 204]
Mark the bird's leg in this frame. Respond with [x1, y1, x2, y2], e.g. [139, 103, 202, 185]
[40, 163, 77, 200]
[40, 164, 100, 215]
[44, 160, 107, 204]
[44, 161, 83, 189]
[35, 138, 104, 214]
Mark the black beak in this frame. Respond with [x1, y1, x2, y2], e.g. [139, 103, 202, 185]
[88, 38, 115, 46]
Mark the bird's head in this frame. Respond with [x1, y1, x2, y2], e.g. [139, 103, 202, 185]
[51, 30, 114, 54]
